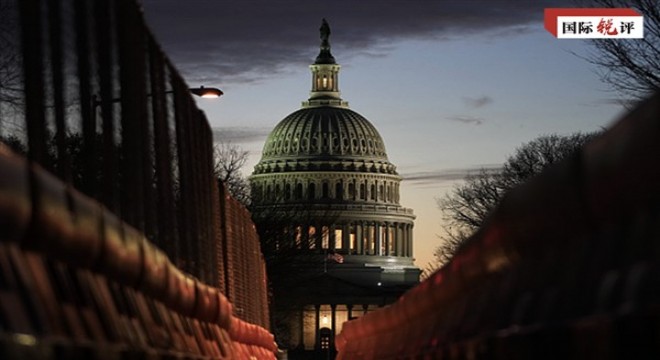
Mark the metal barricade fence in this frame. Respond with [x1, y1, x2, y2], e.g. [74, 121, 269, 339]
[337, 94, 660, 359]
[0, 0, 274, 358]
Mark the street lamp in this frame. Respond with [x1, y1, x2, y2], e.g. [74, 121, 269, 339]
[86, 84, 223, 229]
[93, 85, 224, 107]
[189, 86, 223, 98]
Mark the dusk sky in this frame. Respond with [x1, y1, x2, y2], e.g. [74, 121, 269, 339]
[141, 0, 627, 269]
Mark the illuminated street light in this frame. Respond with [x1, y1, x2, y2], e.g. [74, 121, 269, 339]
[189, 86, 223, 98]
[93, 85, 223, 107]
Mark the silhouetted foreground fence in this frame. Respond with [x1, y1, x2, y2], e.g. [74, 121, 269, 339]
[0, 0, 275, 358]
[218, 182, 271, 330]
[0, 145, 276, 358]
[3, 0, 223, 285]
[337, 93, 660, 359]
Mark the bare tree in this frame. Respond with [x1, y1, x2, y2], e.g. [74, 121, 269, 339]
[0, 0, 23, 129]
[431, 132, 599, 270]
[580, 0, 660, 101]
[213, 141, 251, 207]
[250, 189, 341, 292]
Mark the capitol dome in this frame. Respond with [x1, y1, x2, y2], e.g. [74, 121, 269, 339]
[250, 19, 418, 282]
[253, 106, 397, 175]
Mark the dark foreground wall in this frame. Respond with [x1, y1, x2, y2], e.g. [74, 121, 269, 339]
[0, 145, 276, 358]
[337, 93, 660, 359]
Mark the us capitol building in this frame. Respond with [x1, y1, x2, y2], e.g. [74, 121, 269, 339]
[249, 19, 420, 356]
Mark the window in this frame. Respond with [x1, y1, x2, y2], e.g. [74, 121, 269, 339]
[308, 226, 317, 249]
[334, 229, 343, 250]
[322, 226, 329, 249]
[349, 228, 356, 251]
[295, 226, 302, 249]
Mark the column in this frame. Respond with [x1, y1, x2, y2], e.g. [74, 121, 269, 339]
[329, 224, 336, 250]
[384, 223, 391, 256]
[362, 304, 368, 315]
[396, 223, 403, 256]
[315, 223, 322, 251]
[331, 304, 337, 339]
[374, 223, 381, 256]
[406, 225, 413, 256]
[347, 304, 353, 320]
[356, 222, 363, 255]
[402, 224, 408, 257]
[315, 304, 320, 349]
[366, 181, 370, 201]
[342, 224, 350, 251]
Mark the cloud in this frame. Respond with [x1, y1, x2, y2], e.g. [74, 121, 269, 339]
[402, 164, 502, 185]
[462, 95, 493, 109]
[212, 126, 272, 144]
[141, 0, 572, 85]
[446, 115, 484, 125]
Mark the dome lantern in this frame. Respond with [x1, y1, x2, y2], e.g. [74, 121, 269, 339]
[304, 19, 348, 108]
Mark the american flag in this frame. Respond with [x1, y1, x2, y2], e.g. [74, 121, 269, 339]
[327, 252, 344, 264]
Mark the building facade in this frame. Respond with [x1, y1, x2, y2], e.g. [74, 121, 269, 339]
[250, 19, 420, 356]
